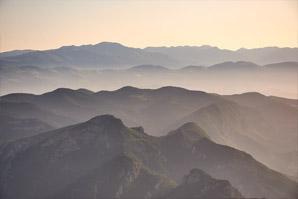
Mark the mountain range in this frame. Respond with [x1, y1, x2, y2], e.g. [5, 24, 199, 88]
[1, 40, 297, 198]
[1, 61, 297, 98]
[0, 115, 297, 198]
[0, 42, 297, 68]
[1, 86, 297, 179]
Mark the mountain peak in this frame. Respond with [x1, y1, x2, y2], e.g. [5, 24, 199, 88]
[116, 86, 141, 93]
[85, 114, 124, 127]
[42, 88, 77, 97]
[182, 168, 212, 185]
[95, 41, 125, 48]
[166, 122, 210, 145]
[175, 122, 210, 140]
[128, 64, 168, 71]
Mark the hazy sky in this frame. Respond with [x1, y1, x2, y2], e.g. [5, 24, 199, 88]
[0, 0, 297, 52]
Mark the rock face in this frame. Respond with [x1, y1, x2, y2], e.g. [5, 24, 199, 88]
[163, 168, 244, 198]
[0, 115, 297, 199]
[53, 153, 176, 199]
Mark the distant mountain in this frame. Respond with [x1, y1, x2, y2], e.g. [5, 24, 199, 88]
[163, 168, 243, 199]
[0, 42, 297, 68]
[145, 45, 298, 65]
[209, 61, 262, 72]
[0, 49, 35, 58]
[0, 42, 179, 68]
[264, 61, 298, 72]
[128, 64, 170, 72]
[0, 115, 297, 198]
[1, 61, 297, 98]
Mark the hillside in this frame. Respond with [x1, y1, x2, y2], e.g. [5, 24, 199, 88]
[0, 115, 297, 198]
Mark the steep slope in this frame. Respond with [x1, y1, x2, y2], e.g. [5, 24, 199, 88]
[159, 123, 298, 198]
[163, 168, 243, 199]
[53, 153, 176, 199]
[176, 101, 281, 150]
[224, 92, 298, 151]
[0, 115, 168, 198]
[0, 115, 128, 198]
[0, 115, 297, 199]
[175, 100, 296, 176]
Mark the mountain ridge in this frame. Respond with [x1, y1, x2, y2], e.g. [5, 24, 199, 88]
[0, 114, 297, 198]
[0, 42, 297, 68]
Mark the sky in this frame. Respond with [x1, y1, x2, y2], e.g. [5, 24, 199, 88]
[0, 0, 297, 52]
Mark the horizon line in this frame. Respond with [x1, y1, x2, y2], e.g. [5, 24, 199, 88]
[1, 41, 297, 53]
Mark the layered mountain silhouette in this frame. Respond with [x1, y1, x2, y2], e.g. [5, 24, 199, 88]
[0, 115, 297, 198]
[1, 61, 297, 97]
[0, 42, 179, 68]
[145, 45, 298, 66]
[1, 86, 297, 177]
[0, 42, 297, 68]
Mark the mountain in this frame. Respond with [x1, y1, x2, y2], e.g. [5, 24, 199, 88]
[53, 153, 176, 199]
[264, 61, 298, 72]
[0, 42, 179, 68]
[159, 122, 297, 198]
[1, 61, 297, 98]
[209, 61, 262, 72]
[0, 113, 54, 144]
[236, 47, 298, 65]
[145, 45, 298, 65]
[0, 115, 297, 198]
[128, 64, 170, 73]
[173, 100, 292, 176]
[0, 43, 297, 68]
[223, 92, 298, 146]
[269, 95, 298, 108]
[163, 168, 243, 199]
[0, 50, 35, 58]
[1, 86, 222, 135]
[0, 100, 77, 127]
[1, 86, 297, 177]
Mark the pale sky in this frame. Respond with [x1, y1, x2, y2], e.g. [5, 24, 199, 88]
[0, 0, 297, 52]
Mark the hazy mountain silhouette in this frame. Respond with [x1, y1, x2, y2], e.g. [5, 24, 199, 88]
[0, 50, 35, 58]
[0, 42, 297, 68]
[1, 61, 297, 98]
[0, 115, 297, 198]
[1, 86, 297, 177]
[145, 45, 298, 65]
[0, 42, 179, 68]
